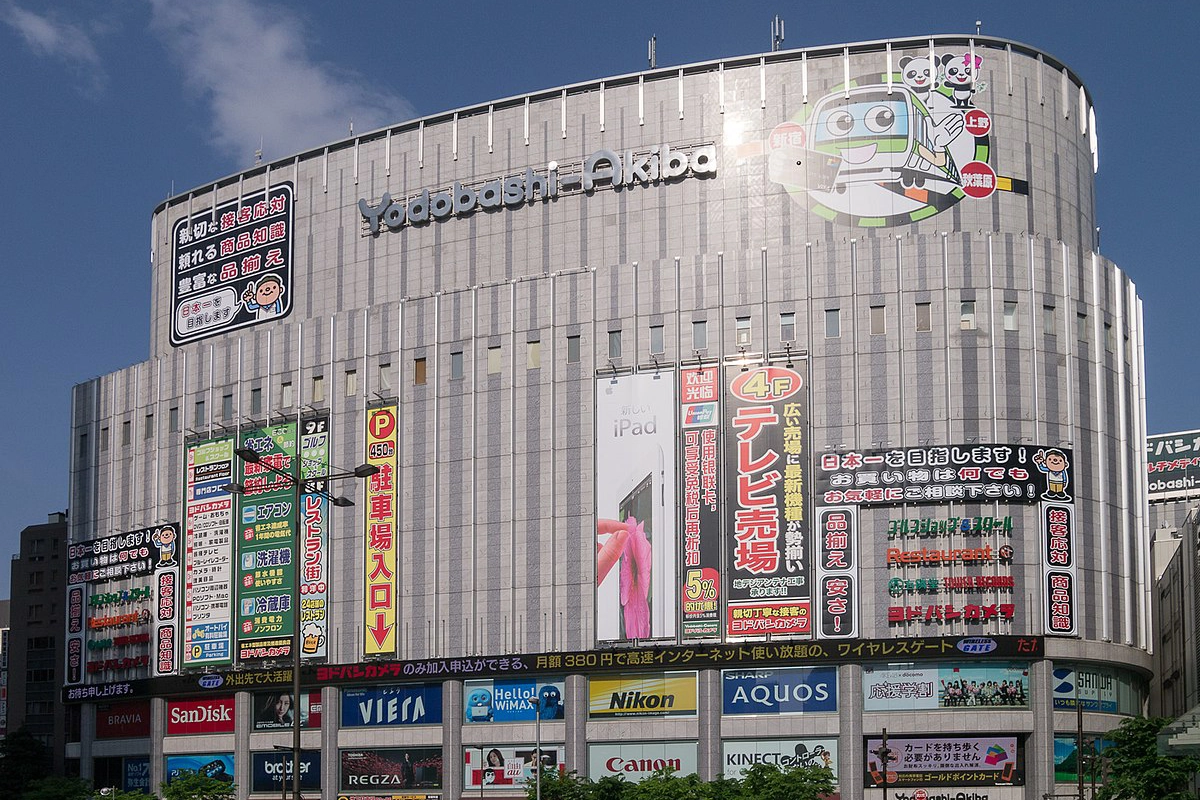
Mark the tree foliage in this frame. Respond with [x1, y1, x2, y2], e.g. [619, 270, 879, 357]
[0, 727, 53, 799]
[526, 763, 835, 800]
[21, 776, 93, 800]
[1094, 716, 1200, 800]
[159, 771, 236, 800]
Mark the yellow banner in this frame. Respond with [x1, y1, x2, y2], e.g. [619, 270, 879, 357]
[363, 406, 398, 655]
[588, 672, 698, 717]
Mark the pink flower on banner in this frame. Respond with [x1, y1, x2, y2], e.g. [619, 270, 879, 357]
[619, 517, 652, 639]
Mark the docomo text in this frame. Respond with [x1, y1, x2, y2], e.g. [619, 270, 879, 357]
[359, 143, 716, 234]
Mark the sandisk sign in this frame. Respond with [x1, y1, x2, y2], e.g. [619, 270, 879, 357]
[167, 697, 235, 735]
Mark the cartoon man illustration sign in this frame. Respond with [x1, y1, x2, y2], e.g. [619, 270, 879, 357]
[242, 274, 286, 320]
[152, 525, 178, 568]
[1033, 449, 1072, 501]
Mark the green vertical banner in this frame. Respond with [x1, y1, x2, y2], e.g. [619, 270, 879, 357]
[236, 423, 299, 661]
[298, 415, 330, 660]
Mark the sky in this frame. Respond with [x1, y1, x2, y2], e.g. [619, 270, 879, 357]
[0, 1, 1195, 598]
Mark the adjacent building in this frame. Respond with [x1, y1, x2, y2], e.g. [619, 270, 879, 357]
[9, 513, 67, 772]
[64, 34, 1151, 800]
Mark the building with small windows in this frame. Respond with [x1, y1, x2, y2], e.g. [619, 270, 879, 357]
[65, 34, 1151, 800]
[9, 513, 67, 772]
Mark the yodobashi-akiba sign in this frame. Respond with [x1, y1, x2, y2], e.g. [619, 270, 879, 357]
[1147, 430, 1200, 501]
[358, 143, 715, 234]
[166, 697, 235, 734]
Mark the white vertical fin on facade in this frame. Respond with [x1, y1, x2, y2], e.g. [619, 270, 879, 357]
[385, 129, 392, 177]
[600, 82, 606, 131]
[718, 64, 725, 114]
[452, 113, 459, 161]
[418, 121, 425, 168]
[1113, 267, 1132, 644]
[561, 89, 568, 139]
[885, 42, 893, 94]
[524, 96, 530, 145]
[1132, 286, 1150, 651]
[639, 75, 645, 125]
[487, 105, 494, 153]
[678, 68, 685, 119]
[759, 56, 766, 109]
[1090, 253, 1113, 641]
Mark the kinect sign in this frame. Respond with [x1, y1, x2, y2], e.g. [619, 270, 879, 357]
[359, 143, 716, 234]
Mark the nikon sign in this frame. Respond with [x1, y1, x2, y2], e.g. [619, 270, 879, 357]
[358, 143, 716, 234]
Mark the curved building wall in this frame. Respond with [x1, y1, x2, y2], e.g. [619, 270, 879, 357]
[66, 35, 1150, 800]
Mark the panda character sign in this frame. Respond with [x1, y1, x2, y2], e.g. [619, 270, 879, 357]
[767, 51, 997, 227]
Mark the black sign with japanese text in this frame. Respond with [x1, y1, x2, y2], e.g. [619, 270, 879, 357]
[170, 182, 294, 346]
[816, 444, 1074, 507]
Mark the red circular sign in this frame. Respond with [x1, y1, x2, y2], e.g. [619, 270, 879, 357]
[768, 120, 806, 151]
[369, 408, 396, 439]
[914, 790, 928, 800]
[960, 161, 997, 199]
[963, 108, 991, 137]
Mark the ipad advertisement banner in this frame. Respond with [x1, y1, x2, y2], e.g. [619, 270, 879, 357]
[595, 373, 678, 641]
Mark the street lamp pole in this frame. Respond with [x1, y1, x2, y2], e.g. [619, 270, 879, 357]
[226, 440, 377, 800]
[871, 728, 892, 800]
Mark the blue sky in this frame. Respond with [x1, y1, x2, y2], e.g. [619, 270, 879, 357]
[0, 1, 1194, 597]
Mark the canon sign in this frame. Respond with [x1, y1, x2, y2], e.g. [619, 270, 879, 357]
[166, 698, 236, 734]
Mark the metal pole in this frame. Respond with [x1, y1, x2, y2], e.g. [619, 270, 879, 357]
[535, 695, 542, 800]
[293, 474, 302, 800]
[881, 728, 889, 800]
[1076, 681, 1084, 800]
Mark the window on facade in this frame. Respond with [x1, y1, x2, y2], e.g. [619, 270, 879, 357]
[607, 331, 622, 360]
[311, 375, 325, 404]
[1043, 304, 1057, 336]
[1077, 313, 1089, 342]
[414, 358, 427, 386]
[1003, 301, 1018, 331]
[825, 309, 840, 338]
[221, 394, 233, 419]
[250, 387, 262, 416]
[870, 305, 886, 335]
[487, 346, 502, 374]
[100, 427, 109, 452]
[281, 382, 294, 408]
[915, 302, 931, 332]
[450, 351, 464, 380]
[378, 363, 393, 392]
[345, 369, 358, 397]
[735, 316, 751, 347]
[960, 301, 977, 331]
[779, 312, 796, 342]
[28, 571, 43, 588]
[194, 399, 205, 427]
[692, 320, 708, 351]
[527, 341, 541, 369]
[566, 335, 580, 364]
[121, 421, 131, 447]
[168, 406, 179, 432]
[649, 325, 665, 355]
[143, 413, 154, 441]
[1104, 323, 1114, 352]
[77, 432, 88, 459]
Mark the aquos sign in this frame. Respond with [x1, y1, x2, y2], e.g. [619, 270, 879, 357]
[358, 142, 716, 234]
[721, 667, 837, 715]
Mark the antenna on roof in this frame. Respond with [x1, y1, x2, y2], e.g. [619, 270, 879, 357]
[976, 19, 982, 35]
[648, 35, 656, 69]
[350, 118, 355, 136]
[254, 137, 263, 166]
[771, 15, 785, 52]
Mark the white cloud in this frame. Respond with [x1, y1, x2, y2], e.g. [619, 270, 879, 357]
[147, 0, 414, 165]
[1, 4, 102, 66]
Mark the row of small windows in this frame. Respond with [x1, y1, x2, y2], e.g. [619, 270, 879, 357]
[80, 305, 1132, 456]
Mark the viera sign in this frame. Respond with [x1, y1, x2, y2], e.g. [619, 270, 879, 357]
[358, 143, 716, 234]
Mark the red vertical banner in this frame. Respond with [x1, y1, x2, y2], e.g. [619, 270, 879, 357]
[364, 406, 398, 656]
[680, 367, 721, 638]
[724, 363, 811, 637]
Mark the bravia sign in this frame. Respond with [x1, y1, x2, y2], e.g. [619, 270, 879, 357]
[359, 143, 715, 234]
[95, 699, 151, 738]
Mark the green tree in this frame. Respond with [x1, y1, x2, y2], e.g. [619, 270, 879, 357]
[21, 776, 92, 800]
[0, 727, 53, 799]
[530, 767, 598, 800]
[1095, 716, 1200, 800]
[159, 771, 236, 800]
[738, 762, 836, 800]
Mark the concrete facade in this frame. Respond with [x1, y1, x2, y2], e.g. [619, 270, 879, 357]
[65, 35, 1150, 800]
